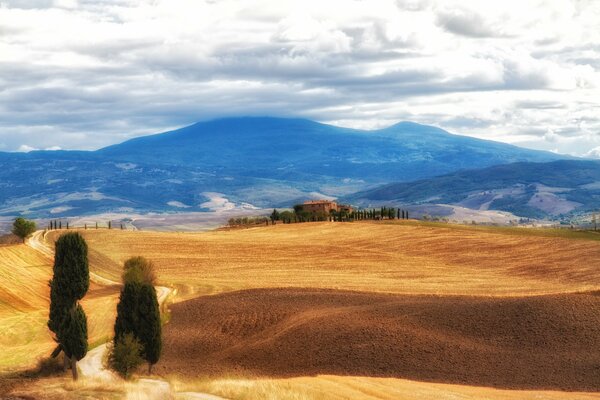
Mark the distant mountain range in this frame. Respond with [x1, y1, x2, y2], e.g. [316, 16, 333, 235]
[348, 160, 600, 219]
[0, 116, 577, 220]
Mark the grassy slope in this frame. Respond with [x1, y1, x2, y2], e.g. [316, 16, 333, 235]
[0, 241, 119, 372]
[5, 221, 600, 399]
[78, 221, 600, 298]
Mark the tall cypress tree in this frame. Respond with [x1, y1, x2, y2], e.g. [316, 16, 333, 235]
[59, 304, 88, 380]
[114, 281, 141, 345]
[138, 284, 162, 373]
[47, 232, 89, 380]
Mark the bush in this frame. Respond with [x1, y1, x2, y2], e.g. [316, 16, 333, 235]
[108, 333, 144, 379]
[123, 256, 156, 285]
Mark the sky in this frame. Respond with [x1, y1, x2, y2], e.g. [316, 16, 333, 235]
[0, 0, 599, 157]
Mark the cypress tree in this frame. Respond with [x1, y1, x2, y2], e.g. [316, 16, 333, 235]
[114, 281, 141, 345]
[138, 284, 162, 373]
[47, 232, 89, 380]
[59, 304, 88, 380]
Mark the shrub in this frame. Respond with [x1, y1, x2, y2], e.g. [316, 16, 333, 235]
[108, 333, 144, 379]
[123, 256, 156, 285]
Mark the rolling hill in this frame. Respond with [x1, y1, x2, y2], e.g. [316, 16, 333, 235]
[349, 160, 600, 219]
[0, 117, 563, 219]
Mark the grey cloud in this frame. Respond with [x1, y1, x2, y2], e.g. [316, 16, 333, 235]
[0, 1, 599, 156]
[435, 9, 502, 38]
[514, 100, 567, 110]
[2, 0, 54, 9]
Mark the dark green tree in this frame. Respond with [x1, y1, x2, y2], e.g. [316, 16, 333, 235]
[113, 281, 141, 346]
[58, 304, 88, 380]
[138, 284, 162, 373]
[113, 256, 162, 375]
[12, 217, 36, 243]
[47, 232, 90, 379]
[270, 209, 280, 223]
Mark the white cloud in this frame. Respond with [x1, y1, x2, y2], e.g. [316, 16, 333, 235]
[17, 144, 37, 152]
[585, 146, 600, 159]
[0, 0, 599, 156]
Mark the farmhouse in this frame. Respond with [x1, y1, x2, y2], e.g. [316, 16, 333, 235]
[301, 200, 353, 214]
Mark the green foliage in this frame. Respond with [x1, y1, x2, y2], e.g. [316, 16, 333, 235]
[59, 304, 88, 361]
[228, 216, 269, 226]
[270, 209, 280, 221]
[52, 233, 90, 302]
[108, 333, 144, 379]
[114, 279, 162, 371]
[114, 281, 142, 345]
[48, 232, 90, 372]
[12, 217, 36, 242]
[123, 256, 156, 285]
[138, 284, 162, 368]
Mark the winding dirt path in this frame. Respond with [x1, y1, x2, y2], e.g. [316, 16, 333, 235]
[26, 230, 225, 400]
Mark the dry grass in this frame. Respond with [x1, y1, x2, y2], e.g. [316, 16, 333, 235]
[0, 242, 119, 372]
[74, 221, 600, 298]
[6, 221, 600, 399]
[175, 375, 600, 400]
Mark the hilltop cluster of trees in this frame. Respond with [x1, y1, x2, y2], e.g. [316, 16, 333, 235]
[228, 216, 270, 226]
[268, 206, 410, 224]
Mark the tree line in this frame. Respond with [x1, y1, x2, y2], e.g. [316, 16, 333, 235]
[46, 220, 126, 230]
[269, 206, 410, 224]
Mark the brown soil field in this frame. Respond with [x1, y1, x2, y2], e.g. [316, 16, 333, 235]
[75, 221, 600, 298]
[157, 287, 600, 391]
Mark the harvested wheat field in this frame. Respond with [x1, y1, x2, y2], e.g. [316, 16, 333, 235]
[77, 221, 600, 298]
[0, 241, 120, 372]
[7, 221, 600, 399]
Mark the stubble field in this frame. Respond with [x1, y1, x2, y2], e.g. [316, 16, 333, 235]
[3, 220, 600, 399]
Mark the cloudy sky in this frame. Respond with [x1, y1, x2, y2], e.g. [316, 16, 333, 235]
[1, 0, 599, 156]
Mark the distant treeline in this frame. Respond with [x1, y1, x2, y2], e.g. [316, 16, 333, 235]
[270, 206, 409, 224]
[227, 216, 270, 227]
[46, 220, 127, 230]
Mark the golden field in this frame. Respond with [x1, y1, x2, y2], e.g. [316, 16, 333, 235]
[73, 221, 600, 298]
[2, 220, 600, 400]
[0, 242, 119, 372]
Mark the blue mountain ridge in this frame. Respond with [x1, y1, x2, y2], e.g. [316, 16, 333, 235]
[0, 117, 567, 218]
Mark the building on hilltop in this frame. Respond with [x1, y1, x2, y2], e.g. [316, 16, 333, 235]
[300, 200, 353, 214]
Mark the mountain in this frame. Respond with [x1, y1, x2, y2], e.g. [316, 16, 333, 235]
[0, 117, 565, 218]
[348, 160, 600, 219]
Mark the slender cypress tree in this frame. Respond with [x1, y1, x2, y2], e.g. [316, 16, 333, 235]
[138, 284, 162, 373]
[47, 232, 89, 380]
[59, 304, 88, 380]
[114, 281, 141, 345]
